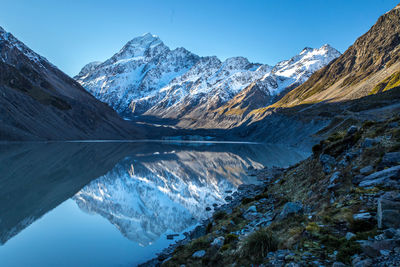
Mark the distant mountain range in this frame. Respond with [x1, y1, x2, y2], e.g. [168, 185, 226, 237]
[75, 35, 340, 126]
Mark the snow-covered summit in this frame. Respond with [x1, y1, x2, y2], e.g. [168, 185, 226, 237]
[111, 33, 166, 62]
[75, 35, 340, 121]
[265, 44, 341, 94]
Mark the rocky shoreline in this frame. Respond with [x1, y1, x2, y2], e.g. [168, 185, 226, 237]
[140, 116, 400, 267]
[140, 180, 271, 266]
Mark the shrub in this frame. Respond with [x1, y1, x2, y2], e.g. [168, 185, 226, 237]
[312, 143, 323, 155]
[220, 244, 230, 251]
[240, 228, 278, 262]
[305, 222, 320, 234]
[187, 236, 210, 252]
[337, 240, 362, 263]
[241, 197, 255, 205]
[224, 233, 238, 244]
[362, 121, 375, 129]
[206, 222, 213, 233]
[327, 131, 346, 142]
[213, 211, 227, 221]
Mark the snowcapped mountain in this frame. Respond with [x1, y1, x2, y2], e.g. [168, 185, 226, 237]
[76, 34, 340, 124]
[73, 150, 262, 246]
[72, 143, 307, 246]
[76, 33, 200, 116]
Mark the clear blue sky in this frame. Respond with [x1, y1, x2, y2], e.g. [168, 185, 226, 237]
[1, 0, 398, 76]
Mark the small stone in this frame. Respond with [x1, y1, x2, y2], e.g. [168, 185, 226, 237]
[380, 152, 400, 168]
[380, 249, 391, 256]
[374, 233, 385, 241]
[383, 228, 397, 238]
[284, 254, 295, 261]
[225, 196, 233, 201]
[328, 171, 341, 189]
[332, 262, 346, 267]
[275, 250, 288, 260]
[362, 138, 379, 148]
[279, 202, 303, 220]
[205, 207, 212, 211]
[247, 205, 257, 213]
[329, 171, 341, 184]
[352, 174, 365, 184]
[353, 259, 373, 267]
[285, 263, 300, 267]
[359, 165, 400, 188]
[388, 122, 399, 128]
[192, 250, 206, 258]
[320, 154, 336, 174]
[347, 125, 359, 135]
[346, 232, 356, 240]
[353, 212, 372, 221]
[338, 159, 348, 168]
[360, 240, 399, 257]
[351, 255, 362, 266]
[360, 166, 374, 175]
[377, 197, 400, 229]
[211, 236, 225, 248]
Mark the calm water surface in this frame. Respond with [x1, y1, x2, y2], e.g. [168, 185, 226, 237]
[0, 141, 309, 267]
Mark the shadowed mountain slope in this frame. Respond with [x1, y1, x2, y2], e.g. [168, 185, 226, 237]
[0, 26, 145, 141]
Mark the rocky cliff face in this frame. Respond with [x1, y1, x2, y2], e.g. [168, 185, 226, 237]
[0, 26, 144, 141]
[271, 3, 400, 108]
[76, 34, 340, 126]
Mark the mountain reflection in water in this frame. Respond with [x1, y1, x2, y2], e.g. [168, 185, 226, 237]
[0, 141, 308, 266]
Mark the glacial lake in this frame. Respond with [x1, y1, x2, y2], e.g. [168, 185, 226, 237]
[0, 141, 309, 267]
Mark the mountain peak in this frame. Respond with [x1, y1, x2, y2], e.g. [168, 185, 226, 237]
[321, 43, 332, 49]
[110, 33, 168, 62]
[126, 33, 162, 47]
[300, 47, 313, 54]
[223, 56, 252, 70]
[299, 44, 339, 56]
[136, 32, 159, 41]
[319, 43, 337, 52]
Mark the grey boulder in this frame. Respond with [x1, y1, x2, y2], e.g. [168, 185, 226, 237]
[359, 165, 400, 188]
[278, 202, 303, 220]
